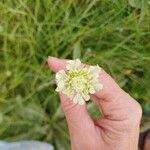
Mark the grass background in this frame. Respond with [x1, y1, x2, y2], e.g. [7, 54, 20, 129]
[0, 0, 150, 149]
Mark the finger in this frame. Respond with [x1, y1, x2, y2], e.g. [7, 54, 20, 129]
[48, 56, 123, 100]
[89, 65, 142, 126]
[48, 56, 140, 121]
[93, 69, 123, 100]
[47, 56, 95, 135]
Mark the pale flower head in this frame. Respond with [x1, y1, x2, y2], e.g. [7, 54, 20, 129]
[55, 59, 103, 105]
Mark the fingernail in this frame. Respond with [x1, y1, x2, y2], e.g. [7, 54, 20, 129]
[48, 56, 57, 62]
[48, 56, 55, 60]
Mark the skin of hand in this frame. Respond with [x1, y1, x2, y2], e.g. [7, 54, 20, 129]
[48, 57, 142, 150]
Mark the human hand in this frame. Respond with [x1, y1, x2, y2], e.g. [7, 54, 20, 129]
[48, 57, 142, 150]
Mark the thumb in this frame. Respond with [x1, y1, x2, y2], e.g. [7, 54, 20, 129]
[47, 56, 94, 137]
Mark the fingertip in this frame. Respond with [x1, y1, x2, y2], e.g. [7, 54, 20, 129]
[47, 56, 54, 70]
[47, 56, 58, 68]
[47, 56, 67, 72]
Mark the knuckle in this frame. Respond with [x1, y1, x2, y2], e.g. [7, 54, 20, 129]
[128, 100, 142, 123]
[133, 101, 142, 118]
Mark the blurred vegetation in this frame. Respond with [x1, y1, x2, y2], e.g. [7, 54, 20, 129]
[0, 0, 150, 149]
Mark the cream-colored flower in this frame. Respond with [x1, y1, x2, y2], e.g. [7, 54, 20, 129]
[55, 59, 103, 105]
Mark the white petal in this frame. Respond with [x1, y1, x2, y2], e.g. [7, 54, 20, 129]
[73, 94, 85, 105]
[55, 87, 60, 92]
[68, 60, 74, 64]
[78, 99, 85, 105]
[74, 59, 81, 69]
[94, 83, 103, 91]
[57, 80, 65, 91]
[56, 70, 67, 81]
[73, 95, 79, 104]
[91, 79, 103, 91]
[73, 98, 78, 104]
[66, 64, 72, 70]
[66, 60, 74, 70]
[82, 94, 90, 101]
[77, 94, 85, 105]
[88, 65, 101, 78]
[66, 59, 81, 70]
[89, 87, 95, 94]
